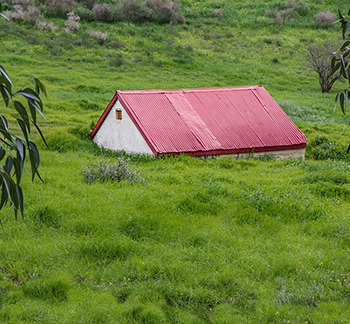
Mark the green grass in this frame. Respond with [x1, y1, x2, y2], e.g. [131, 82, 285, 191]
[1, 0, 350, 322]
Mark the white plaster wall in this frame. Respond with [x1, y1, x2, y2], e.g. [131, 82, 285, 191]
[93, 101, 153, 155]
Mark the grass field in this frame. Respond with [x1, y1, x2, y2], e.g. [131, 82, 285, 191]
[1, 0, 350, 323]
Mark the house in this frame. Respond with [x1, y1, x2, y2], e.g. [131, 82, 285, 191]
[91, 86, 307, 159]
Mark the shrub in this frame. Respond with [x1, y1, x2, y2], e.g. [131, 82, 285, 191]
[110, 53, 125, 67]
[65, 11, 80, 32]
[13, 0, 30, 9]
[82, 157, 147, 184]
[43, 0, 77, 18]
[5, 5, 43, 25]
[315, 11, 335, 24]
[75, 0, 96, 10]
[306, 41, 341, 93]
[92, 3, 114, 22]
[275, 0, 310, 16]
[5, 5, 25, 20]
[264, 10, 275, 18]
[147, 0, 186, 23]
[115, 0, 185, 23]
[88, 30, 108, 42]
[74, 6, 93, 20]
[24, 6, 42, 25]
[116, 0, 152, 23]
[36, 20, 57, 31]
[267, 0, 310, 23]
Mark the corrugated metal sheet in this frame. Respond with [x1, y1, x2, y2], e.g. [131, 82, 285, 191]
[93, 86, 307, 156]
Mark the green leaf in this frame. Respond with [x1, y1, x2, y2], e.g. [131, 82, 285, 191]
[0, 115, 8, 132]
[16, 184, 24, 221]
[338, 9, 343, 20]
[345, 22, 350, 38]
[9, 178, 19, 220]
[0, 147, 5, 161]
[15, 139, 25, 184]
[14, 101, 30, 132]
[28, 102, 36, 123]
[0, 182, 8, 211]
[29, 141, 43, 183]
[0, 75, 11, 92]
[334, 93, 340, 111]
[346, 89, 349, 108]
[28, 98, 46, 120]
[16, 138, 25, 162]
[341, 41, 350, 50]
[0, 116, 12, 142]
[1, 171, 14, 206]
[22, 88, 43, 110]
[4, 156, 13, 175]
[16, 118, 29, 145]
[17, 89, 39, 102]
[29, 141, 40, 169]
[332, 62, 341, 75]
[340, 92, 345, 114]
[0, 85, 9, 107]
[34, 78, 47, 98]
[340, 55, 347, 78]
[0, 65, 12, 90]
[331, 56, 336, 70]
[32, 121, 49, 148]
[28, 149, 37, 182]
[13, 157, 22, 184]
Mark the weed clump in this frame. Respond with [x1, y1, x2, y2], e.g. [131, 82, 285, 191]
[22, 279, 68, 302]
[307, 135, 347, 161]
[82, 157, 147, 184]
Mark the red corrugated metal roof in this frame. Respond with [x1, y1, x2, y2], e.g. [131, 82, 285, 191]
[91, 86, 307, 156]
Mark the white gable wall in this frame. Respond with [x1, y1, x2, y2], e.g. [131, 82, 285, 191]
[93, 100, 153, 154]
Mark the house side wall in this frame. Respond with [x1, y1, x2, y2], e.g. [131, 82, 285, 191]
[93, 100, 153, 155]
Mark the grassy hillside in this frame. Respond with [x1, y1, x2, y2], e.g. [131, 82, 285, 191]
[1, 0, 350, 323]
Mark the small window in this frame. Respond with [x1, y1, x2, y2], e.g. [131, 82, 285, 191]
[116, 109, 122, 120]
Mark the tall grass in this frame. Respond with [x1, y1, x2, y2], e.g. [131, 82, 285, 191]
[0, 0, 350, 322]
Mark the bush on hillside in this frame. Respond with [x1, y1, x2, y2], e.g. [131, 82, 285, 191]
[306, 40, 341, 93]
[264, 0, 310, 23]
[146, 0, 186, 23]
[116, 0, 152, 22]
[315, 11, 335, 24]
[5, 4, 43, 25]
[114, 0, 186, 24]
[88, 30, 108, 42]
[92, 3, 114, 22]
[42, 0, 76, 18]
[275, 0, 310, 17]
[65, 10, 80, 32]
